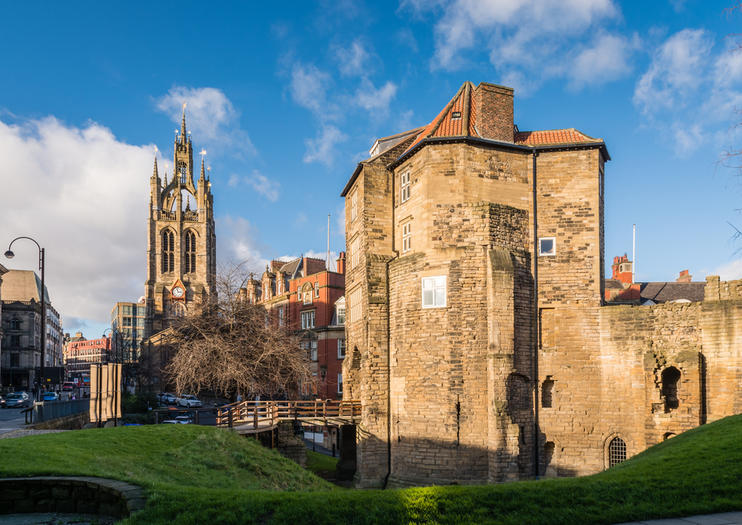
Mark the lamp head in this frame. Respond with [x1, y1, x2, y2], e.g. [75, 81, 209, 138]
[4, 250, 14, 259]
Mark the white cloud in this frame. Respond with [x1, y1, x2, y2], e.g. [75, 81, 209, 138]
[336, 39, 373, 76]
[245, 170, 280, 202]
[0, 116, 152, 328]
[633, 29, 713, 114]
[155, 86, 255, 157]
[303, 125, 347, 166]
[711, 258, 742, 280]
[290, 63, 334, 117]
[354, 79, 398, 116]
[569, 32, 638, 90]
[410, 0, 621, 91]
[217, 215, 267, 273]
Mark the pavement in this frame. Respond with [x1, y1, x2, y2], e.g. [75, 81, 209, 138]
[616, 512, 742, 525]
[0, 513, 115, 524]
[0, 407, 28, 436]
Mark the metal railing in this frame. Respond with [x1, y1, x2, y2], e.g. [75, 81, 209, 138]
[216, 399, 361, 430]
[30, 399, 89, 423]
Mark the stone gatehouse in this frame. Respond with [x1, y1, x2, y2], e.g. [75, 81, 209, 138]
[340, 80, 742, 487]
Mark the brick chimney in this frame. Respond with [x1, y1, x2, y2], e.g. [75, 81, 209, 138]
[474, 82, 514, 143]
[336, 251, 346, 275]
[677, 270, 692, 283]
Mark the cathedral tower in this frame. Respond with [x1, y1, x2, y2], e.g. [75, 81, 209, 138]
[144, 107, 216, 337]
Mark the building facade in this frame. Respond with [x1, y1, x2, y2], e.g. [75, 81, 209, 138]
[243, 254, 346, 399]
[0, 270, 62, 391]
[63, 333, 114, 385]
[111, 301, 146, 362]
[144, 109, 216, 338]
[342, 80, 742, 488]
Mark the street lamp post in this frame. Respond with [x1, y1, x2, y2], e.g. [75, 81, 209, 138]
[5, 237, 45, 401]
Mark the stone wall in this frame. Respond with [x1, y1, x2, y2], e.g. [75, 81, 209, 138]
[0, 476, 145, 518]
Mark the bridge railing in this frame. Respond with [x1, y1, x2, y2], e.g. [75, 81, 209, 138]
[216, 399, 361, 430]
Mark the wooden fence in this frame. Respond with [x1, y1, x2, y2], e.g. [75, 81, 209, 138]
[216, 399, 361, 433]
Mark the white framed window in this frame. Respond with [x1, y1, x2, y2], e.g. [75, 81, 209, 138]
[422, 276, 447, 309]
[310, 340, 318, 361]
[337, 338, 346, 359]
[301, 310, 315, 329]
[539, 237, 556, 256]
[402, 222, 412, 253]
[314, 282, 320, 297]
[337, 373, 343, 395]
[337, 305, 346, 325]
[351, 192, 358, 221]
[297, 288, 301, 301]
[401, 172, 410, 203]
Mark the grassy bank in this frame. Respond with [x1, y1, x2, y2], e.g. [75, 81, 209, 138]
[1, 416, 742, 524]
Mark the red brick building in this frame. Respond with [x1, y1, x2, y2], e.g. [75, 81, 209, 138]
[241, 253, 346, 399]
[63, 333, 115, 385]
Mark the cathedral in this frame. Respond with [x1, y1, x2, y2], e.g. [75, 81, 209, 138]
[144, 108, 216, 338]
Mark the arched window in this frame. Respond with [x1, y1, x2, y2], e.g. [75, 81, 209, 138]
[608, 437, 626, 467]
[161, 230, 174, 273]
[184, 231, 196, 273]
[661, 367, 681, 412]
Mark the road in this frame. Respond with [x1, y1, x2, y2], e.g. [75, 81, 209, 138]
[0, 407, 28, 436]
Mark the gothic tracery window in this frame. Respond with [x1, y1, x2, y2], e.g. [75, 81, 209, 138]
[184, 231, 196, 273]
[161, 230, 174, 273]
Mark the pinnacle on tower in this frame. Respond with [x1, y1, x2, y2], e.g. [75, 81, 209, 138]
[152, 154, 159, 179]
[200, 158, 206, 180]
[180, 102, 187, 145]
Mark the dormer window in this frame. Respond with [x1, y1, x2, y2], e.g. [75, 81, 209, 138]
[451, 111, 461, 119]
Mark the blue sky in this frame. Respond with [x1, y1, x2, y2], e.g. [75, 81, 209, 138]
[1, 0, 742, 336]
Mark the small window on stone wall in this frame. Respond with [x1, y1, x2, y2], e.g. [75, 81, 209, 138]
[608, 437, 626, 468]
[661, 367, 681, 412]
[542, 377, 554, 408]
[539, 237, 556, 256]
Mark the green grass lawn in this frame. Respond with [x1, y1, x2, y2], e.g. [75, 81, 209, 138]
[1, 416, 742, 524]
[305, 450, 339, 479]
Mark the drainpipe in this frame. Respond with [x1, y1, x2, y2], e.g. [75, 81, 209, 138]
[383, 170, 400, 489]
[532, 151, 540, 479]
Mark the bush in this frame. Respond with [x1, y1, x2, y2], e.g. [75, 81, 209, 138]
[123, 392, 158, 414]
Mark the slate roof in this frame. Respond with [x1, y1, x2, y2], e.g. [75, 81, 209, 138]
[639, 282, 706, 304]
[0, 269, 50, 303]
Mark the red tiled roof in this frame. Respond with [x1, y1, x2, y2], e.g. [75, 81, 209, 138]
[403, 81, 479, 155]
[514, 129, 602, 146]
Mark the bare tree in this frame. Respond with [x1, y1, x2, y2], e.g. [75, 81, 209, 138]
[165, 262, 310, 399]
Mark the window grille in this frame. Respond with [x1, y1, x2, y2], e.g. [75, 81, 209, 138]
[608, 437, 626, 467]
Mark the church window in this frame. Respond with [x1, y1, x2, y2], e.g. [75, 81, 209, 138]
[422, 276, 446, 308]
[661, 367, 681, 412]
[351, 192, 358, 221]
[161, 230, 175, 273]
[539, 237, 556, 256]
[401, 172, 410, 203]
[402, 222, 412, 253]
[608, 437, 627, 467]
[184, 231, 196, 273]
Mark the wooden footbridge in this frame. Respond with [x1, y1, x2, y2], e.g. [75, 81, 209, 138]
[216, 399, 362, 434]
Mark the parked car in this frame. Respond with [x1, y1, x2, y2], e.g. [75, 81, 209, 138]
[177, 394, 202, 408]
[4, 392, 30, 408]
[162, 416, 190, 424]
[174, 414, 193, 424]
[158, 392, 177, 405]
[42, 392, 59, 402]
